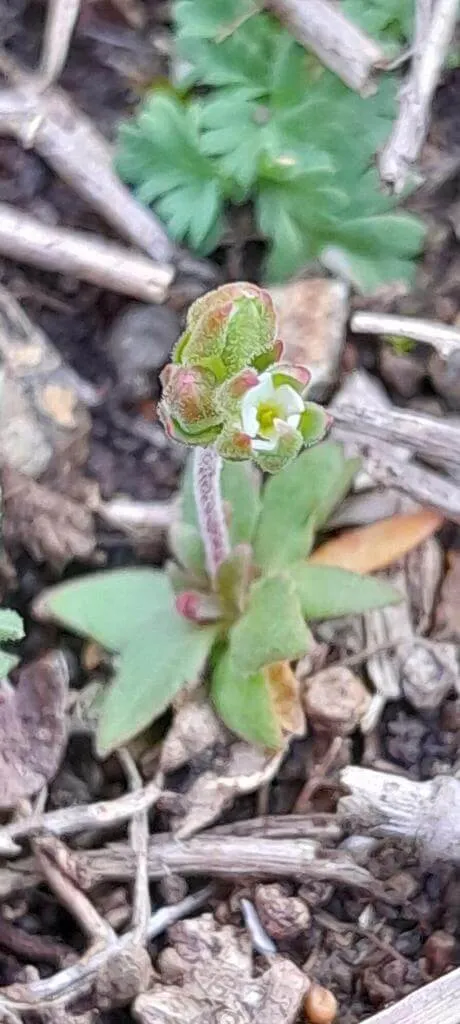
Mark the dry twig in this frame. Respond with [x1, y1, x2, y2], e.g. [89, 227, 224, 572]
[0, 204, 173, 302]
[32, 835, 116, 946]
[340, 767, 460, 864]
[39, 0, 82, 87]
[0, 888, 212, 1012]
[0, 776, 162, 857]
[264, 0, 385, 93]
[118, 750, 152, 940]
[379, 0, 460, 191]
[69, 836, 378, 892]
[362, 452, 460, 523]
[351, 311, 460, 360]
[331, 402, 460, 472]
[0, 53, 173, 263]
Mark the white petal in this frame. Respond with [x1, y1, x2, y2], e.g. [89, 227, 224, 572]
[241, 398, 258, 437]
[251, 436, 278, 452]
[241, 375, 276, 436]
[275, 384, 304, 417]
[287, 413, 301, 430]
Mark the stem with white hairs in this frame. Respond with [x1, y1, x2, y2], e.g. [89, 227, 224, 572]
[193, 446, 230, 580]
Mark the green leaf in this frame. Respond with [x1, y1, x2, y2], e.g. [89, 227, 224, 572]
[34, 569, 173, 651]
[321, 210, 426, 293]
[341, 0, 413, 46]
[229, 573, 312, 674]
[254, 442, 359, 571]
[169, 521, 208, 581]
[211, 648, 282, 749]
[0, 609, 24, 643]
[289, 563, 402, 619]
[97, 609, 218, 755]
[116, 94, 227, 254]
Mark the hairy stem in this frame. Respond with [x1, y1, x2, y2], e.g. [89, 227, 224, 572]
[193, 447, 230, 580]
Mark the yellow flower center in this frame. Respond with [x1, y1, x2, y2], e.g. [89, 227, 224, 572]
[256, 400, 282, 435]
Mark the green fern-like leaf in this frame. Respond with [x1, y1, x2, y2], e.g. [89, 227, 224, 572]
[116, 93, 228, 253]
[115, 0, 425, 291]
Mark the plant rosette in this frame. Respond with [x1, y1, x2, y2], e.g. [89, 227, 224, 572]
[34, 284, 401, 759]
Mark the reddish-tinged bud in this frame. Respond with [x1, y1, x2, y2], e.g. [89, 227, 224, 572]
[176, 591, 222, 623]
[162, 365, 220, 434]
[227, 369, 259, 398]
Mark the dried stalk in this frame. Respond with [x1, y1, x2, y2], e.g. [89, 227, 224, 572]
[363, 452, 460, 523]
[379, 0, 460, 191]
[32, 835, 116, 945]
[264, 0, 385, 93]
[39, 0, 81, 86]
[331, 403, 460, 472]
[351, 311, 460, 360]
[0, 57, 173, 263]
[118, 750, 151, 940]
[0, 203, 173, 302]
[209, 813, 342, 841]
[99, 498, 174, 542]
[0, 887, 212, 1012]
[363, 966, 460, 1024]
[0, 775, 162, 857]
[340, 767, 460, 864]
[70, 836, 377, 892]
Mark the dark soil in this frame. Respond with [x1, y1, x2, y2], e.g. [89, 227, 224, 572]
[0, 3, 459, 1023]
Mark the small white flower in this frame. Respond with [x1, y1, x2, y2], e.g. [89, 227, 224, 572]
[241, 371, 304, 452]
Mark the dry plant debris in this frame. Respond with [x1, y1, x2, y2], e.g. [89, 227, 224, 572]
[0, 651, 68, 809]
[136, 912, 309, 1024]
[1, 465, 98, 570]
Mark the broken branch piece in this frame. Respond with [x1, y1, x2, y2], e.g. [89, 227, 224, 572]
[0, 204, 173, 302]
[264, 0, 385, 93]
[339, 767, 460, 864]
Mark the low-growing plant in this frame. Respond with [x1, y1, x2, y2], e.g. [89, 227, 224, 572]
[0, 608, 24, 678]
[36, 284, 400, 757]
[115, 0, 425, 292]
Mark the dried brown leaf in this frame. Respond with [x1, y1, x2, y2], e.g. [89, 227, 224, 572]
[1, 465, 98, 569]
[135, 913, 308, 1024]
[174, 741, 283, 839]
[310, 509, 444, 574]
[0, 651, 68, 809]
[160, 692, 228, 775]
[267, 661, 305, 737]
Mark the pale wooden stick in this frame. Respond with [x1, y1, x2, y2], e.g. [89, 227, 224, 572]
[39, 0, 81, 86]
[331, 403, 460, 471]
[71, 836, 378, 892]
[0, 60, 173, 263]
[351, 311, 460, 360]
[0, 203, 173, 302]
[340, 767, 460, 863]
[0, 887, 212, 1011]
[362, 452, 460, 523]
[0, 776, 162, 857]
[379, 0, 460, 191]
[363, 966, 460, 1024]
[264, 0, 385, 93]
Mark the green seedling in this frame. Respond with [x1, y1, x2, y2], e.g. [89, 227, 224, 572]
[115, 0, 424, 292]
[36, 285, 400, 757]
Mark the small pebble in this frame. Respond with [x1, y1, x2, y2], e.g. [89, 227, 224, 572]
[305, 983, 338, 1024]
[255, 883, 310, 941]
[423, 930, 456, 976]
[304, 667, 370, 735]
[106, 302, 180, 401]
